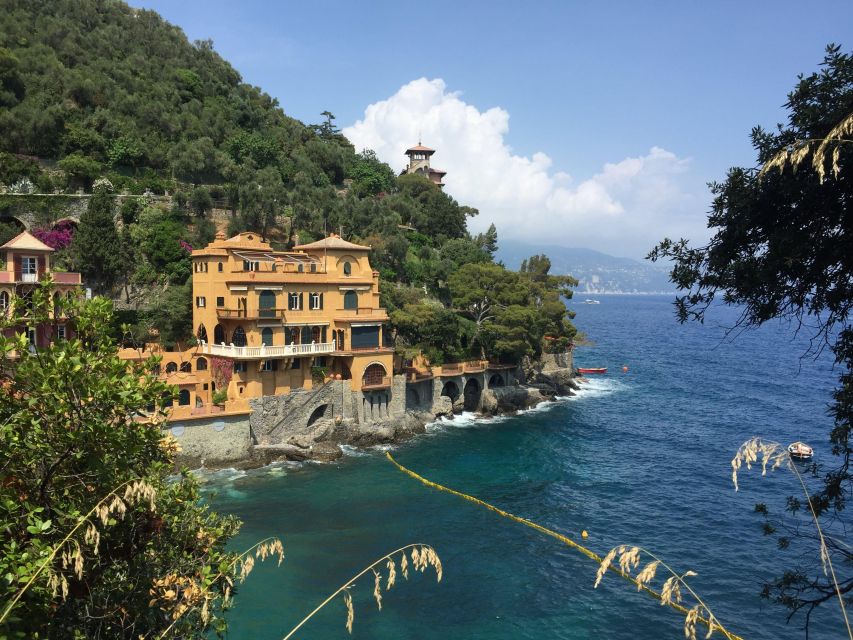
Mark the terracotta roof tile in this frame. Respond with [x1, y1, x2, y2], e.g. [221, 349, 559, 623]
[0, 231, 54, 252]
[293, 234, 371, 251]
[405, 144, 435, 153]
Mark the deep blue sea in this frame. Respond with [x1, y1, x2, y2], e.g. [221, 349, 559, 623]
[203, 295, 844, 640]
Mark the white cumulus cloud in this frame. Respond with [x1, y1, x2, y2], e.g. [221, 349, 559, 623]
[343, 78, 707, 258]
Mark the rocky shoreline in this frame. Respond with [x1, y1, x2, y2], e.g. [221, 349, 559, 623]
[176, 353, 579, 471]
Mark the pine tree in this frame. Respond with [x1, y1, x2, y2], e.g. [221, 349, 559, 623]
[72, 187, 122, 294]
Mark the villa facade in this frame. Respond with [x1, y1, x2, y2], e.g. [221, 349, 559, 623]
[122, 231, 395, 419]
[0, 231, 83, 349]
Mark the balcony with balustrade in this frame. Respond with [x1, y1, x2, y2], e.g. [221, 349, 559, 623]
[197, 340, 334, 360]
[216, 307, 287, 320]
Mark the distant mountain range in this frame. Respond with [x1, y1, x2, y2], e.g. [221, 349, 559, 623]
[496, 241, 676, 294]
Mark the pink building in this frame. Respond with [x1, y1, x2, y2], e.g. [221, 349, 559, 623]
[0, 231, 83, 349]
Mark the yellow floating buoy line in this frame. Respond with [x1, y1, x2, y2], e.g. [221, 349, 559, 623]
[385, 452, 743, 640]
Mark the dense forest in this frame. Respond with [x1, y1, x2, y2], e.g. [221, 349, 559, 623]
[0, 0, 575, 363]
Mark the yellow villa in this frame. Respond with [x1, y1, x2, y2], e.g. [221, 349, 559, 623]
[121, 231, 395, 419]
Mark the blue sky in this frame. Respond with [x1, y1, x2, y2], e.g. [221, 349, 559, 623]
[137, 0, 853, 258]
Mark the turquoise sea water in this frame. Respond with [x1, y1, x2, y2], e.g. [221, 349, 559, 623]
[203, 295, 843, 639]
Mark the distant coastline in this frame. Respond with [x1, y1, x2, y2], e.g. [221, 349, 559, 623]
[572, 290, 677, 296]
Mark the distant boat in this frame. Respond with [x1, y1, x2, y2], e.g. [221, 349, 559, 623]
[577, 367, 607, 375]
[788, 441, 813, 460]
[584, 299, 601, 304]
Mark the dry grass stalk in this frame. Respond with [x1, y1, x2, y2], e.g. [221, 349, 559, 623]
[372, 570, 383, 611]
[400, 552, 409, 580]
[385, 558, 396, 590]
[0, 477, 158, 625]
[154, 536, 286, 639]
[594, 545, 730, 640]
[343, 590, 354, 634]
[731, 437, 790, 492]
[281, 543, 442, 639]
[731, 436, 853, 639]
[758, 111, 853, 183]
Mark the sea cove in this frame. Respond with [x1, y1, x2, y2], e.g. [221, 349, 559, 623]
[204, 296, 840, 639]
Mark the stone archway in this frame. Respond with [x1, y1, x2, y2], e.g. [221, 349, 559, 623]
[406, 386, 420, 409]
[463, 377, 481, 411]
[307, 403, 330, 427]
[488, 373, 505, 388]
[440, 380, 460, 402]
[0, 215, 27, 235]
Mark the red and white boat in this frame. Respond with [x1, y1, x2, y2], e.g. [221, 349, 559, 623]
[577, 367, 607, 375]
[788, 441, 814, 460]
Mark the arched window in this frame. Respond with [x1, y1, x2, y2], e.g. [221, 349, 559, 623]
[214, 324, 225, 344]
[344, 290, 358, 310]
[312, 326, 321, 343]
[180, 362, 191, 373]
[178, 389, 190, 406]
[53, 292, 61, 315]
[232, 326, 247, 347]
[0, 291, 8, 313]
[261, 327, 273, 346]
[197, 325, 208, 343]
[196, 357, 208, 371]
[287, 327, 300, 345]
[362, 363, 387, 387]
[343, 261, 352, 276]
[165, 362, 177, 374]
[218, 262, 223, 272]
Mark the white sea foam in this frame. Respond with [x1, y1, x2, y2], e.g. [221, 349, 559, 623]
[339, 444, 371, 457]
[193, 467, 247, 483]
[569, 376, 627, 400]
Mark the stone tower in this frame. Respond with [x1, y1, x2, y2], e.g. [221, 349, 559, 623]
[403, 142, 447, 188]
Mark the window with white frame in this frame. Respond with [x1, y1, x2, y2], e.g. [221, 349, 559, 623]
[310, 292, 322, 310]
[196, 296, 206, 308]
[260, 359, 278, 372]
[288, 292, 301, 310]
[22, 257, 37, 275]
[57, 325, 66, 340]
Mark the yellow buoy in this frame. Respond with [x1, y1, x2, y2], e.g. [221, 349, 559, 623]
[581, 530, 588, 539]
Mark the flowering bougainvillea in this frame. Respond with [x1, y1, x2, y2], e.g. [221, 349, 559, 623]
[32, 220, 75, 250]
[210, 357, 233, 388]
[179, 239, 193, 253]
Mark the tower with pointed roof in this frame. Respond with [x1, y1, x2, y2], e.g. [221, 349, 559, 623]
[403, 142, 447, 188]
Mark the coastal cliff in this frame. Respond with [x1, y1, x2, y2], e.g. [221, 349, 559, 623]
[171, 352, 578, 469]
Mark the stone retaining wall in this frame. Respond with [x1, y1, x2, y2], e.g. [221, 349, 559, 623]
[165, 413, 251, 468]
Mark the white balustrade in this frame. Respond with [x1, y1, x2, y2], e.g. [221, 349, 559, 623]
[197, 340, 334, 359]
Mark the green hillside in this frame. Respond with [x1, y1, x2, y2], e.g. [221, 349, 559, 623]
[0, 0, 576, 363]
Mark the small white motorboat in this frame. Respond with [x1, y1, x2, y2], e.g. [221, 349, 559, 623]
[788, 441, 814, 460]
[584, 299, 601, 304]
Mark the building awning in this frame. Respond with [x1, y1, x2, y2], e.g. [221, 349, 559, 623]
[283, 321, 330, 327]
